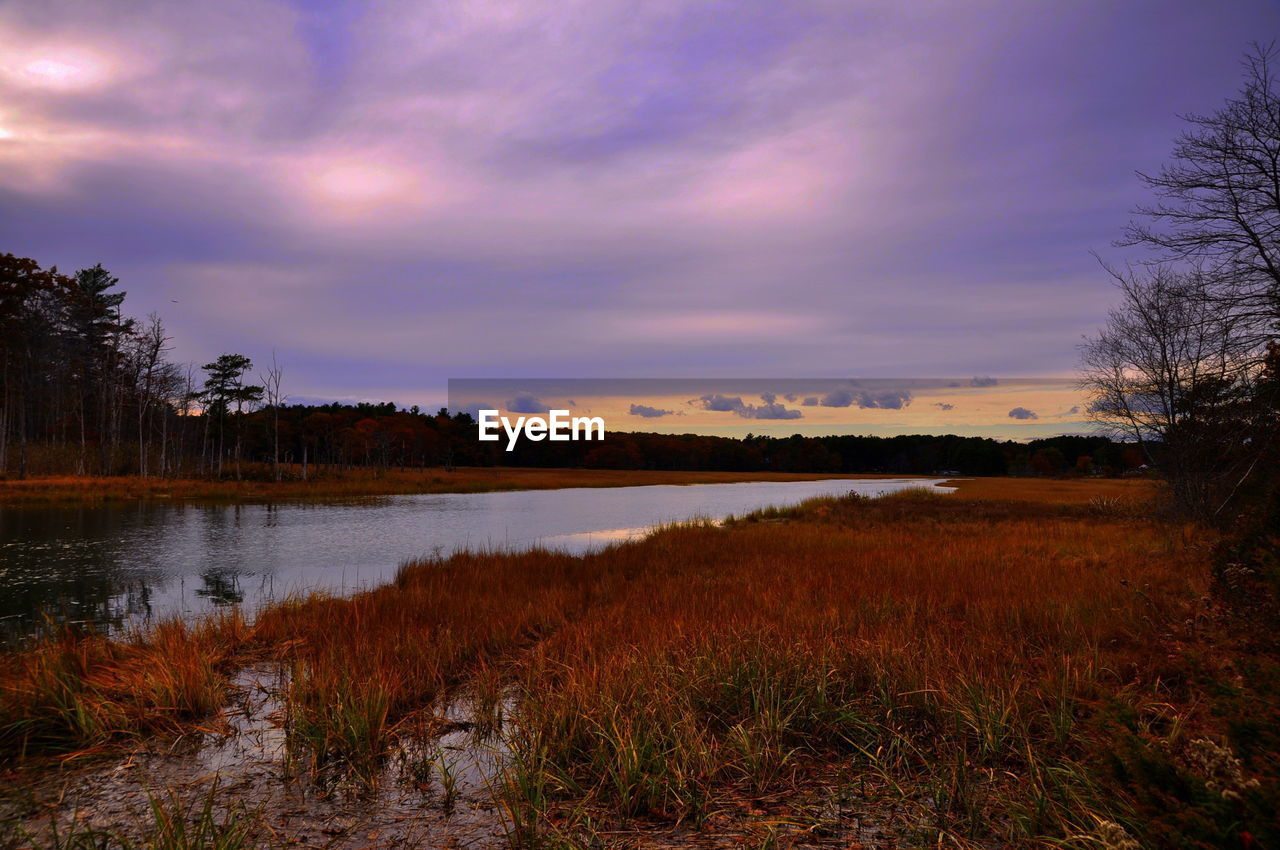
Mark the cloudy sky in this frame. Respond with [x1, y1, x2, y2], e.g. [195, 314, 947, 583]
[1, 0, 1276, 423]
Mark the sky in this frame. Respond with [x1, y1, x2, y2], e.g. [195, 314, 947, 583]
[1, 0, 1277, 435]
[448, 378, 1090, 440]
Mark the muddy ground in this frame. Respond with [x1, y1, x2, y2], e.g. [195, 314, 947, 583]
[1, 666, 927, 849]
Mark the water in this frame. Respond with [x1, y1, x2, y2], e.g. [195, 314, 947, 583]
[0, 477, 949, 638]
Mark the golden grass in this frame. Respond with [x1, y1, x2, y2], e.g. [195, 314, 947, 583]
[0, 466, 920, 506]
[2, 482, 1269, 847]
[494, 493, 1203, 837]
[244, 489, 1218, 844]
[0, 613, 251, 758]
[943, 475, 1157, 504]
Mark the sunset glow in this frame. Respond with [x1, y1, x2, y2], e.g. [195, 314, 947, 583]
[3, 48, 112, 90]
[313, 162, 406, 203]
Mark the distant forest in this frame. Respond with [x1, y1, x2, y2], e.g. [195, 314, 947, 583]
[1, 251, 1137, 480]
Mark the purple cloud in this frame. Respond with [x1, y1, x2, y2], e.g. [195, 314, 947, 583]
[506, 393, 549, 414]
[857, 390, 913, 410]
[744, 402, 803, 420]
[0, 0, 1274, 411]
[630, 403, 674, 418]
[697, 393, 745, 412]
[1008, 407, 1039, 420]
[819, 389, 855, 408]
[694, 392, 801, 420]
[821, 388, 913, 410]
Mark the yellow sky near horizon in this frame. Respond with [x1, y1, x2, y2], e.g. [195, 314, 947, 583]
[454, 378, 1094, 441]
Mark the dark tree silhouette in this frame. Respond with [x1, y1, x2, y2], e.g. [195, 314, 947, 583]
[1124, 43, 1280, 343]
[1081, 264, 1257, 517]
[198, 354, 264, 480]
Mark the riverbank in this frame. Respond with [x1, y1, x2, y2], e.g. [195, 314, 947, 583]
[944, 474, 1154, 503]
[2, 477, 1271, 848]
[0, 467, 931, 506]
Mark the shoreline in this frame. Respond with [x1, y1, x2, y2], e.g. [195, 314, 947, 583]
[1, 476, 954, 644]
[0, 467, 938, 507]
[0, 467, 1155, 508]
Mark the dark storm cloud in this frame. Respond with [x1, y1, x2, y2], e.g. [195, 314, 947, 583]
[1008, 407, 1039, 420]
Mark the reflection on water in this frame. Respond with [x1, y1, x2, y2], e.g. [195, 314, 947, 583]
[0, 478, 949, 639]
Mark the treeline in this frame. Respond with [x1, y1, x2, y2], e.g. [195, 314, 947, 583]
[1, 254, 181, 479]
[486, 428, 1139, 477]
[0, 253, 283, 480]
[2, 251, 1138, 481]
[155, 402, 1140, 478]
[163, 399, 1137, 478]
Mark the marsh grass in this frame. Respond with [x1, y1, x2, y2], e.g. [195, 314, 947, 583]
[3, 478, 1273, 847]
[465, 489, 1211, 843]
[0, 613, 251, 758]
[282, 664, 393, 782]
[944, 476, 1155, 504]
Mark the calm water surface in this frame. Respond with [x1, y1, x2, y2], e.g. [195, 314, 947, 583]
[0, 478, 950, 638]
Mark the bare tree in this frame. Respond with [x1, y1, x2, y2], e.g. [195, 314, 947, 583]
[178, 363, 200, 478]
[1123, 43, 1280, 343]
[152, 361, 183, 478]
[261, 352, 285, 482]
[1081, 264, 1262, 517]
[132, 314, 170, 476]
